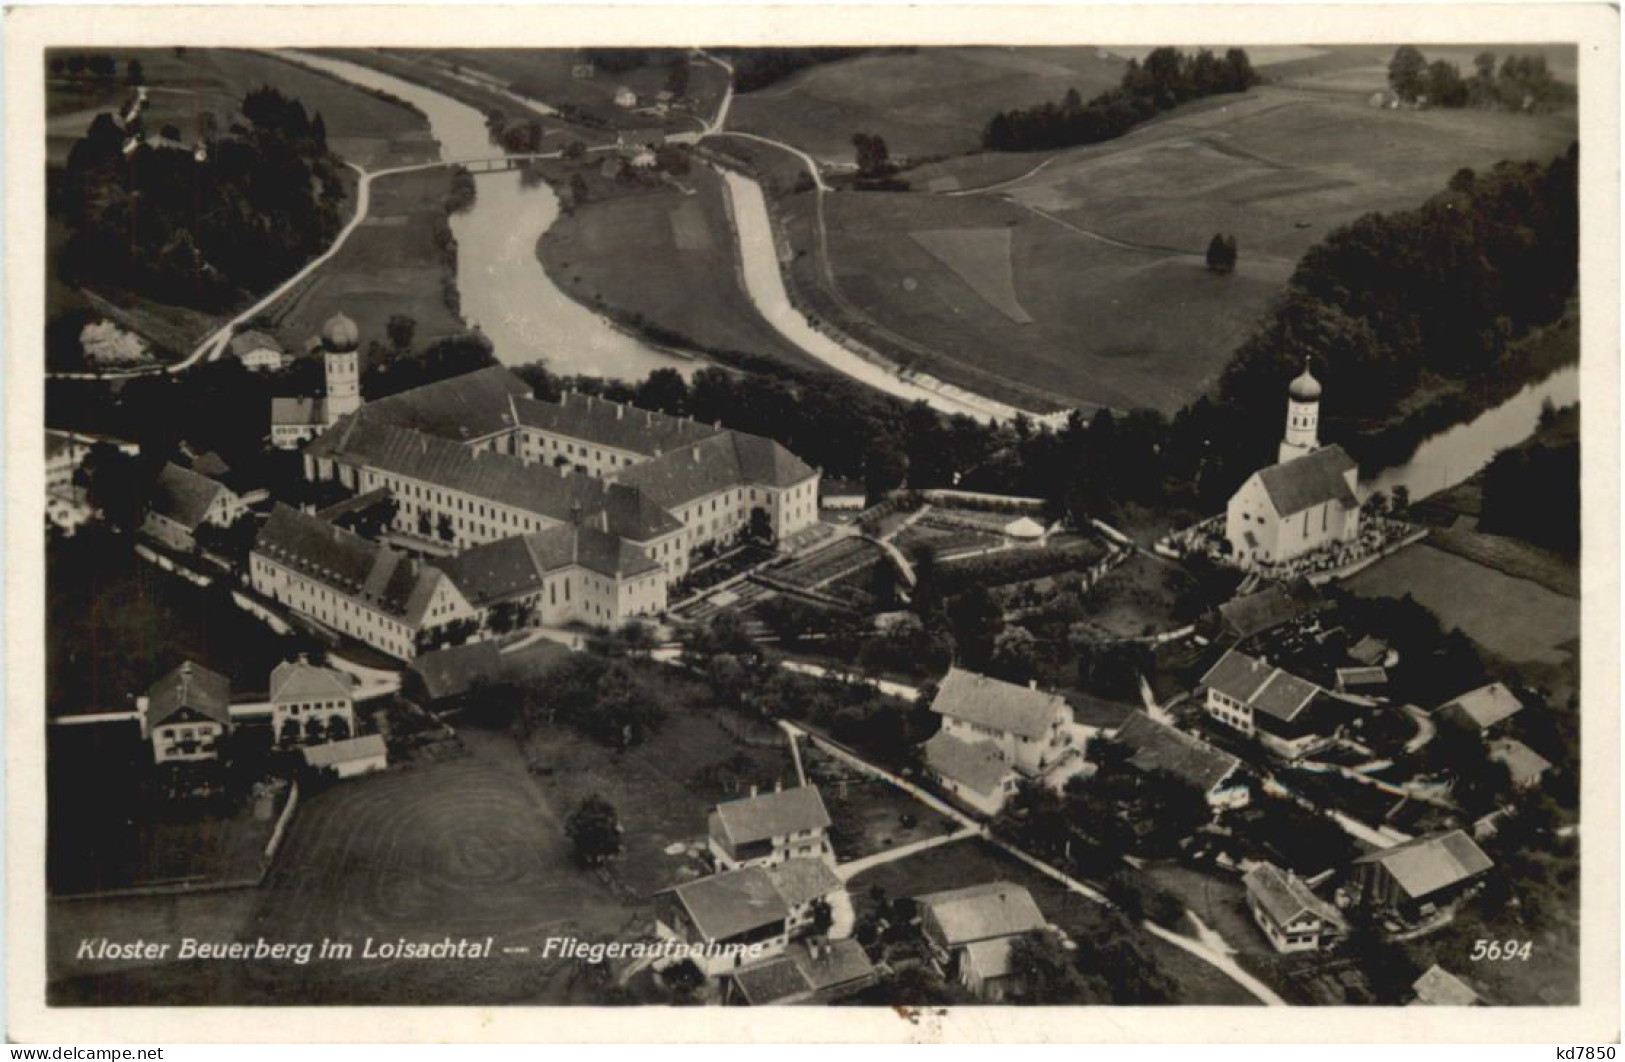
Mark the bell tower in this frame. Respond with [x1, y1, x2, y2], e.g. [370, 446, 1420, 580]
[321, 312, 362, 426]
[1279, 360, 1321, 463]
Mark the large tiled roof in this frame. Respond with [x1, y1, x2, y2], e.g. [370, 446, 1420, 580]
[308, 416, 681, 542]
[435, 524, 661, 608]
[148, 461, 226, 532]
[1411, 965, 1482, 1006]
[1487, 737, 1552, 787]
[145, 660, 231, 730]
[229, 330, 282, 357]
[767, 858, 842, 909]
[928, 667, 1067, 741]
[732, 938, 876, 1005]
[1255, 445, 1358, 517]
[1216, 579, 1322, 640]
[710, 786, 831, 848]
[1201, 649, 1320, 724]
[1355, 830, 1494, 901]
[1243, 862, 1345, 930]
[302, 733, 387, 769]
[407, 638, 574, 702]
[916, 881, 1045, 947]
[618, 430, 817, 510]
[271, 396, 327, 427]
[1436, 682, 1524, 731]
[513, 391, 721, 456]
[924, 731, 1015, 796]
[252, 504, 449, 626]
[672, 866, 792, 942]
[359, 366, 532, 442]
[1113, 711, 1242, 794]
[269, 660, 354, 703]
[730, 955, 812, 1005]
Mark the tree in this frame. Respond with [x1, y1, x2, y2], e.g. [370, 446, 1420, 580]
[1205, 233, 1238, 273]
[1388, 46, 1429, 101]
[278, 717, 302, 747]
[747, 506, 774, 543]
[851, 132, 892, 178]
[303, 715, 328, 743]
[1006, 930, 1089, 1003]
[386, 314, 417, 352]
[568, 172, 590, 206]
[665, 58, 691, 97]
[562, 140, 587, 161]
[328, 715, 351, 741]
[863, 438, 908, 501]
[126, 59, 145, 86]
[566, 795, 622, 866]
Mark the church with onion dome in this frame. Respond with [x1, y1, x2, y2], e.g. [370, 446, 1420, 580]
[1224, 362, 1362, 568]
[270, 312, 365, 450]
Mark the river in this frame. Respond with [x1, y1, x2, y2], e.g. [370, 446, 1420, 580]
[1360, 364, 1579, 502]
[280, 51, 693, 381]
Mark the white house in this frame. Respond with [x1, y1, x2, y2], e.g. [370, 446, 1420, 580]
[1225, 364, 1361, 567]
[1243, 861, 1346, 953]
[657, 859, 844, 977]
[271, 312, 364, 450]
[1200, 648, 1343, 760]
[613, 86, 638, 108]
[922, 730, 1020, 816]
[708, 785, 834, 870]
[303, 734, 388, 779]
[141, 461, 245, 553]
[1111, 711, 1250, 810]
[229, 330, 286, 371]
[269, 658, 357, 745]
[915, 882, 1049, 1002]
[928, 668, 1074, 776]
[139, 661, 232, 764]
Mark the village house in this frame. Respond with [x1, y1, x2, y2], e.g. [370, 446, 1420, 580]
[229, 329, 286, 372]
[1487, 737, 1553, 790]
[922, 669, 1076, 815]
[406, 638, 573, 706]
[140, 461, 245, 553]
[1225, 365, 1361, 567]
[1410, 964, 1484, 1006]
[722, 937, 877, 1006]
[138, 661, 231, 764]
[1351, 829, 1494, 924]
[1110, 711, 1251, 810]
[1434, 682, 1525, 736]
[708, 785, 834, 871]
[302, 733, 389, 779]
[1200, 648, 1346, 759]
[271, 313, 363, 449]
[615, 127, 665, 160]
[1207, 578, 1324, 644]
[915, 881, 1049, 1002]
[250, 504, 475, 661]
[923, 729, 1021, 816]
[269, 658, 356, 745]
[1243, 862, 1347, 953]
[656, 858, 844, 977]
[613, 86, 638, 108]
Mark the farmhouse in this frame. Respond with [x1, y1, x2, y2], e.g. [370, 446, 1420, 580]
[139, 661, 231, 764]
[406, 638, 573, 705]
[613, 86, 638, 108]
[723, 937, 877, 1006]
[708, 785, 834, 871]
[656, 858, 844, 977]
[229, 330, 286, 371]
[140, 461, 245, 553]
[1200, 648, 1345, 759]
[1351, 830, 1494, 923]
[269, 658, 356, 745]
[927, 668, 1074, 777]
[1209, 578, 1323, 643]
[1111, 712, 1249, 809]
[271, 313, 363, 449]
[1225, 365, 1361, 567]
[250, 504, 475, 661]
[923, 730, 1021, 816]
[1488, 737, 1552, 790]
[915, 881, 1049, 1002]
[1434, 682, 1525, 735]
[302, 734, 389, 779]
[1243, 861, 1346, 953]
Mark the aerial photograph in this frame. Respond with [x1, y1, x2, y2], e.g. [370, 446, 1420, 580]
[42, 41, 1581, 1010]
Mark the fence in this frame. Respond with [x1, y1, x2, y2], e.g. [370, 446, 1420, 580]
[261, 782, 301, 866]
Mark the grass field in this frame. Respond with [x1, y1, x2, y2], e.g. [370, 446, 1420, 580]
[1344, 542, 1579, 669]
[849, 838, 1260, 1005]
[731, 47, 1127, 163]
[535, 162, 822, 371]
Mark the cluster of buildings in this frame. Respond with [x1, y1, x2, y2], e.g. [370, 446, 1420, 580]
[254, 313, 821, 659]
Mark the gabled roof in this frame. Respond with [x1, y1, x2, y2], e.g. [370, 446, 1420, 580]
[1488, 738, 1552, 787]
[1243, 862, 1346, 931]
[923, 731, 1017, 796]
[928, 667, 1068, 741]
[767, 857, 842, 909]
[670, 859, 840, 943]
[1435, 683, 1523, 731]
[915, 881, 1046, 947]
[147, 461, 227, 531]
[272, 396, 327, 427]
[513, 392, 721, 457]
[1254, 445, 1358, 517]
[730, 954, 812, 1005]
[269, 660, 354, 703]
[357, 365, 532, 442]
[962, 937, 1020, 982]
[407, 638, 573, 702]
[1348, 635, 1390, 667]
[1216, 580, 1323, 640]
[617, 430, 817, 510]
[302, 733, 387, 769]
[1411, 965, 1482, 1006]
[229, 330, 283, 357]
[1354, 830, 1494, 900]
[435, 524, 662, 609]
[1113, 711, 1242, 795]
[252, 504, 451, 626]
[145, 661, 231, 730]
[710, 786, 831, 849]
[1201, 649, 1320, 724]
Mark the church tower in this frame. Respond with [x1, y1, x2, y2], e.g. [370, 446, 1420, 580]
[1278, 360, 1321, 464]
[321, 312, 362, 426]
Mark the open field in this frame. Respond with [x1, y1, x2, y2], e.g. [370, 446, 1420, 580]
[1343, 542, 1579, 669]
[535, 162, 822, 371]
[49, 726, 626, 1004]
[731, 47, 1127, 163]
[1076, 552, 1196, 639]
[848, 837, 1260, 1005]
[266, 167, 466, 354]
[1265, 43, 1578, 99]
[803, 745, 960, 861]
[772, 73, 1574, 412]
[518, 675, 798, 897]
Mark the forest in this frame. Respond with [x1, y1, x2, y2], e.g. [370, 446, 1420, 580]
[982, 46, 1257, 152]
[1387, 46, 1574, 111]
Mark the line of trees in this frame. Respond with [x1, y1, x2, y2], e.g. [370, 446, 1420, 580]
[983, 47, 1258, 152]
[1388, 46, 1572, 112]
